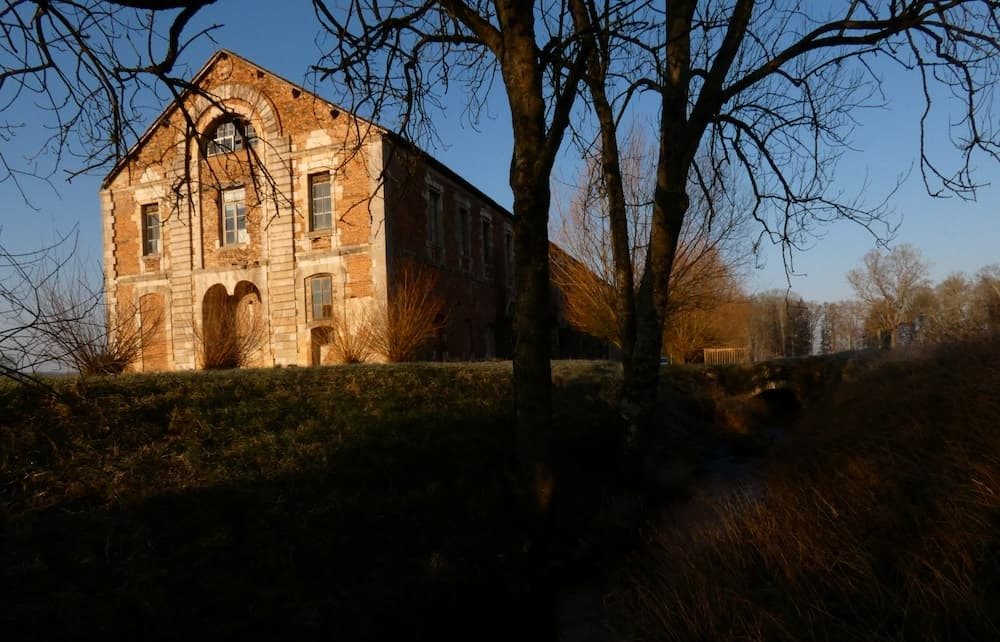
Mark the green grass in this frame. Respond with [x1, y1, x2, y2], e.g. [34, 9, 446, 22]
[1, 361, 633, 641]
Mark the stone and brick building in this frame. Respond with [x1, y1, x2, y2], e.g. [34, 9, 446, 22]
[102, 50, 520, 370]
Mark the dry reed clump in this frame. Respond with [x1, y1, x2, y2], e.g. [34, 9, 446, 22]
[610, 338, 1000, 642]
[368, 263, 446, 362]
[318, 306, 375, 364]
[196, 290, 266, 369]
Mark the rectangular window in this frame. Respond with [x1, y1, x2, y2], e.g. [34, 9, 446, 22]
[427, 187, 443, 261]
[504, 228, 514, 282]
[310, 173, 332, 231]
[458, 206, 470, 267]
[222, 187, 247, 246]
[481, 216, 493, 275]
[310, 275, 333, 321]
[142, 203, 161, 256]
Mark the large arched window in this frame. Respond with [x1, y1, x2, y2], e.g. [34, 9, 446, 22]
[206, 117, 257, 156]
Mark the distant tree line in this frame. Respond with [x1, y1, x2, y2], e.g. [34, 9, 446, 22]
[818, 245, 1000, 353]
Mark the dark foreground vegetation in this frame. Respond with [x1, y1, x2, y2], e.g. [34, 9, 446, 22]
[2, 342, 999, 641]
[0, 362, 641, 640]
[612, 339, 1000, 641]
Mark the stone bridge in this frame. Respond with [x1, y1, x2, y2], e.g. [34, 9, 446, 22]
[702, 350, 871, 407]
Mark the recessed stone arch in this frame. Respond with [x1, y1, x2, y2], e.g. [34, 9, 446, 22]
[310, 326, 334, 366]
[200, 284, 232, 369]
[200, 281, 267, 369]
[187, 82, 282, 143]
[138, 291, 169, 371]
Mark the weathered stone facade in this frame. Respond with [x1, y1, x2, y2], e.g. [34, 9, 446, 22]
[102, 50, 516, 370]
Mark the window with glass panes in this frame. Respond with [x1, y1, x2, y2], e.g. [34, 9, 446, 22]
[481, 216, 493, 273]
[427, 187, 444, 259]
[504, 228, 514, 281]
[458, 206, 470, 266]
[207, 118, 257, 156]
[309, 275, 333, 321]
[222, 187, 248, 245]
[310, 173, 332, 231]
[142, 203, 160, 255]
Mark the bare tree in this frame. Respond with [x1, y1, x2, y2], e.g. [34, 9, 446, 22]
[565, 0, 1000, 462]
[196, 284, 266, 369]
[319, 308, 375, 364]
[974, 263, 1000, 332]
[0, 230, 162, 377]
[915, 273, 980, 343]
[819, 300, 868, 353]
[37, 264, 164, 375]
[313, 0, 592, 508]
[0, 1, 221, 191]
[848, 244, 931, 346]
[553, 126, 750, 360]
[1, 232, 81, 382]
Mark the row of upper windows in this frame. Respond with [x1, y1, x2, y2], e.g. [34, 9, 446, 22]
[426, 184, 514, 280]
[206, 118, 331, 234]
[139, 174, 334, 257]
[139, 187, 247, 256]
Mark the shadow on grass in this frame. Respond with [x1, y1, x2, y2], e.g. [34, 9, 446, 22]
[1, 362, 629, 641]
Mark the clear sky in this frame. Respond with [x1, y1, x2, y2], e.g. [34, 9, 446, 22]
[1, 2, 997, 302]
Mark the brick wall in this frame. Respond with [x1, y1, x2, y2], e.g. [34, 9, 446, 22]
[102, 50, 517, 370]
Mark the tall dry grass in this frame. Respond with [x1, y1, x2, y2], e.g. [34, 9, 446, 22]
[611, 339, 1000, 641]
[368, 263, 446, 362]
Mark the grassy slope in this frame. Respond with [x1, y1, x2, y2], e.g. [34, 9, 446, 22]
[612, 340, 1000, 641]
[1, 362, 632, 641]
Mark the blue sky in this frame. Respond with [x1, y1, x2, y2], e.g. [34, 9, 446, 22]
[1, 2, 997, 302]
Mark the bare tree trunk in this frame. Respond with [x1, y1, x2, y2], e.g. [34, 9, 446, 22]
[500, 10, 556, 513]
[592, 67, 637, 395]
[569, 0, 637, 391]
[622, 0, 695, 473]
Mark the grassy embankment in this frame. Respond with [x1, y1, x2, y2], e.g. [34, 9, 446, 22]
[0, 360, 725, 640]
[612, 339, 1000, 641]
[6, 343, 995, 641]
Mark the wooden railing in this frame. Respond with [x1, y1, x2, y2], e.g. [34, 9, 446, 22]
[702, 347, 751, 365]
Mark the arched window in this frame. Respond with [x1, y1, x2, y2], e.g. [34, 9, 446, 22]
[206, 117, 258, 156]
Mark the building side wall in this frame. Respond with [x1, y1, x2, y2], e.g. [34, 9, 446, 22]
[383, 146, 515, 359]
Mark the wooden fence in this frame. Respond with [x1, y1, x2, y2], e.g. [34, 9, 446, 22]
[702, 347, 752, 365]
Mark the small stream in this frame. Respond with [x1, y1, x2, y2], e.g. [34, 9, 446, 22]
[556, 425, 790, 642]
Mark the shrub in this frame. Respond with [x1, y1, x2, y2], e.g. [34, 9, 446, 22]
[368, 262, 446, 362]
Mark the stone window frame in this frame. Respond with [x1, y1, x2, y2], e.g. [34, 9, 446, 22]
[205, 117, 258, 157]
[503, 223, 514, 286]
[306, 273, 335, 322]
[141, 202, 161, 256]
[456, 196, 472, 273]
[425, 177, 445, 265]
[309, 172, 333, 233]
[221, 186, 248, 246]
[480, 211, 494, 279]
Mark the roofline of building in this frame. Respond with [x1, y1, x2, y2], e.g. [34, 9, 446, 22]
[101, 49, 378, 189]
[99, 50, 514, 222]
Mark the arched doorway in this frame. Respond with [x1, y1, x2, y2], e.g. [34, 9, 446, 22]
[200, 282, 265, 369]
[310, 326, 334, 366]
[138, 292, 168, 371]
